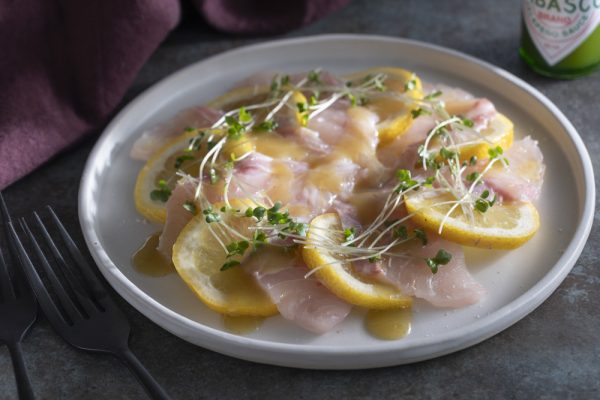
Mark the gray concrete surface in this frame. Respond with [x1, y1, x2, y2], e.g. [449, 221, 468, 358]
[1, 0, 599, 398]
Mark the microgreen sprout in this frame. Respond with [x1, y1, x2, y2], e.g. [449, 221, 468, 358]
[203, 206, 220, 223]
[343, 227, 356, 243]
[411, 107, 431, 119]
[425, 249, 452, 273]
[183, 201, 198, 215]
[254, 119, 278, 132]
[423, 90, 442, 100]
[404, 78, 416, 92]
[220, 260, 240, 271]
[150, 180, 171, 203]
[174, 154, 195, 169]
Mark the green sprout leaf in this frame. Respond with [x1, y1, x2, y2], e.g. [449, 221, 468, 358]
[425, 249, 452, 274]
[225, 240, 249, 258]
[411, 108, 431, 119]
[423, 90, 442, 100]
[461, 118, 474, 128]
[488, 146, 504, 159]
[393, 225, 408, 240]
[220, 260, 240, 271]
[343, 227, 356, 242]
[182, 201, 197, 215]
[174, 154, 195, 169]
[466, 172, 480, 183]
[254, 119, 278, 132]
[202, 206, 220, 223]
[150, 179, 171, 203]
[414, 228, 428, 245]
[439, 147, 456, 160]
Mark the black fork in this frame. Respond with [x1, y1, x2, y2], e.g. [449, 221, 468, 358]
[6, 205, 171, 400]
[0, 193, 37, 399]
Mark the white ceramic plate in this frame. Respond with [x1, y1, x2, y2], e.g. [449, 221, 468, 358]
[79, 35, 594, 369]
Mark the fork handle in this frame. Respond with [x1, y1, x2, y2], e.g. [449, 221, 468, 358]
[116, 348, 171, 400]
[7, 341, 35, 400]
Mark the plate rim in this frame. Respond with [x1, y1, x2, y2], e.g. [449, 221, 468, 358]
[78, 34, 595, 368]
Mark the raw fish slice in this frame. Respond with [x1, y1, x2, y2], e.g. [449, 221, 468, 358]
[481, 136, 545, 203]
[228, 152, 274, 199]
[157, 179, 197, 260]
[330, 200, 362, 231]
[289, 157, 360, 218]
[377, 115, 437, 170]
[423, 83, 496, 130]
[354, 238, 485, 308]
[344, 106, 391, 184]
[242, 248, 352, 334]
[291, 127, 331, 154]
[204, 152, 275, 203]
[307, 107, 347, 145]
[462, 98, 497, 130]
[131, 107, 222, 160]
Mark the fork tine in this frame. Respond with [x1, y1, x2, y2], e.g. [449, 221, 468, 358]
[20, 218, 84, 323]
[7, 220, 68, 326]
[0, 192, 17, 301]
[0, 247, 16, 301]
[33, 212, 99, 318]
[47, 207, 108, 300]
[0, 191, 12, 223]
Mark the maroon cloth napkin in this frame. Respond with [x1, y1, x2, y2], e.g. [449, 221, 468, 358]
[0, 0, 349, 189]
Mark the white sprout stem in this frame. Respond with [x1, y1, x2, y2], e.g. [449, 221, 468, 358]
[195, 136, 227, 201]
[368, 212, 415, 249]
[344, 188, 403, 246]
[210, 98, 281, 129]
[438, 195, 468, 234]
[222, 171, 233, 209]
[263, 75, 312, 122]
[356, 191, 406, 248]
[206, 222, 228, 253]
[217, 220, 249, 241]
[421, 116, 462, 170]
[307, 92, 345, 120]
[466, 157, 502, 195]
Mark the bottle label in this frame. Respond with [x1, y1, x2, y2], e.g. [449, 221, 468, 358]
[523, 0, 600, 65]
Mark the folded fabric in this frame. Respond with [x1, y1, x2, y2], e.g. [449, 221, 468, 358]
[0, 0, 349, 189]
[198, 0, 350, 34]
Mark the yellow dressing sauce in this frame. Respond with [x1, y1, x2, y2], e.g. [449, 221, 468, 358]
[365, 308, 412, 340]
[253, 132, 308, 161]
[132, 232, 175, 277]
[266, 160, 296, 204]
[305, 161, 346, 193]
[222, 315, 264, 334]
[368, 96, 409, 122]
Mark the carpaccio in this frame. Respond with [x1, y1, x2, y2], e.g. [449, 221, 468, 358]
[132, 68, 545, 337]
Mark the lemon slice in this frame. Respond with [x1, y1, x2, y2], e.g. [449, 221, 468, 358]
[134, 127, 255, 223]
[172, 199, 278, 316]
[302, 213, 412, 309]
[344, 67, 424, 144]
[290, 91, 309, 126]
[404, 191, 540, 249]
[452, 113, 514, 162]
[134, 130, 201, 223]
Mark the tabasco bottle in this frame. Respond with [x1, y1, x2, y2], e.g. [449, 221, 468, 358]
[520, 0, 600, 78]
